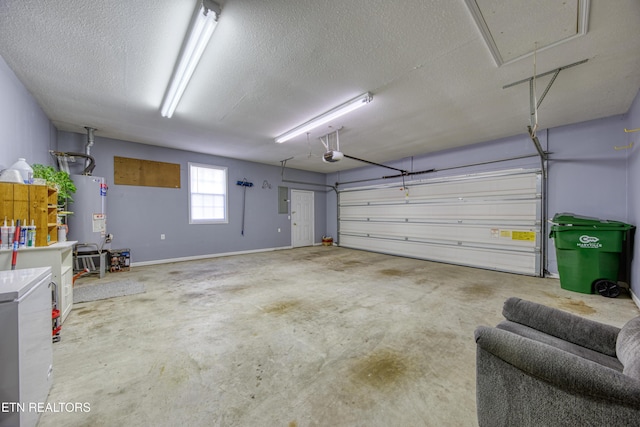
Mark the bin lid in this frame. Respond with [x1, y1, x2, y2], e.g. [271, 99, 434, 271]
[552, 213, 633, 229]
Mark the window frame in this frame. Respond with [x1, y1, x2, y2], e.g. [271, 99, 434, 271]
[188, 162, 228, 224]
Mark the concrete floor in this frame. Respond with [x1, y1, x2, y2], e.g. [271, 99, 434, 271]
[38, 246, 639, 427]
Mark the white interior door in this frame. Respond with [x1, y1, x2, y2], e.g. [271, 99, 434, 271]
[291, 190, 314, 247]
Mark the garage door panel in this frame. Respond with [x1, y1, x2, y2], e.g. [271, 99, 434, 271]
[339, 235, 537, 276]
[340, 221, 539, 249]
[340, 173, 540, 205]
[339, 199, 538, 222]
[338, 169, 542, 276]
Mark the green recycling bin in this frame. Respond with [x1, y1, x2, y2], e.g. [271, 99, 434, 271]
[550, 213, 634, 295]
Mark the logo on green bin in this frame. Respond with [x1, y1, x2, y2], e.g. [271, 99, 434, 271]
[577, 235, 602, 248]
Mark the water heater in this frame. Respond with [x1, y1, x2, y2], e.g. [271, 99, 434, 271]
[67, 175, 108, 247]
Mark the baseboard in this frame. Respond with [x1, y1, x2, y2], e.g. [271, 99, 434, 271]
[130, 246, 293, 267]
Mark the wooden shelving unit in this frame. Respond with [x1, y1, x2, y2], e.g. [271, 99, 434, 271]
[0, 183, 75, 323]
[47, 186, 58, 246]
[0, 183, 58, 246]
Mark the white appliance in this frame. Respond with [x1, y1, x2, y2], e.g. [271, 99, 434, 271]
[67, 175, 109, 276]
[67, 175, 108, 246]
[0, 267, 53, 427]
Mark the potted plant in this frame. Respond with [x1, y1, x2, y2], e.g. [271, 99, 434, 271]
[31, 164, 77, 205]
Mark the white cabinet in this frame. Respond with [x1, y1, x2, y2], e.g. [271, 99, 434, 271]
[0, 241, 76, 323]
[0, 267, 54, 427]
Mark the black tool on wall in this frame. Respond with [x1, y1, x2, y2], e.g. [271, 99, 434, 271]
[236, 179, 254, 236]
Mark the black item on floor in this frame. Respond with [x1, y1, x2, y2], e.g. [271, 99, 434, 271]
[108, 248, 130, 272]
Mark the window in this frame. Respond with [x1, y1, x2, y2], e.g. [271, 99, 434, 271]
[189, 162, 228, 224]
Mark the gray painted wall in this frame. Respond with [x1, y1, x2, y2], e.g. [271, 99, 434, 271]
[546, 114, 630, 274]
[0, 55, 56, 170]
[58, 132, 328, 263]
[625, 90, 640, 299]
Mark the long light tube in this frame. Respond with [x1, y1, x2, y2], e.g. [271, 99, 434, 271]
[160, 1, 220, 118]
[274, 92, 373, 143]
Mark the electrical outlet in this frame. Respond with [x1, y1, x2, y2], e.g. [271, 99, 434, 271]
[160, 234, 165, 240]
[278, 228, 281, 232]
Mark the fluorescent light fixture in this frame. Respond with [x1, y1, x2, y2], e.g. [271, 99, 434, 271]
[275, 92, 373, 143]
[160, 0, 221, 118]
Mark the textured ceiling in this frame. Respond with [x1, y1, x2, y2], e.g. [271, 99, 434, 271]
[0, 0, 639, 173]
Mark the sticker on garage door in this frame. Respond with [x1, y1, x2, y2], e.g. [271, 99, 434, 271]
[512, 231, 536, 241]
[492, 229, 535, 241]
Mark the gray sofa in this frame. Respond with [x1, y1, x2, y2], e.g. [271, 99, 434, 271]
[475, 297, 640, 426]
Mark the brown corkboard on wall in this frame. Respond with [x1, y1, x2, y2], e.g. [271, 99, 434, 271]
[113, 156, 181, 188]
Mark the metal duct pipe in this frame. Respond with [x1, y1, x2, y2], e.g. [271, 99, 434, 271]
[85, 127, 96, 156]
[84, 127, 96, 175]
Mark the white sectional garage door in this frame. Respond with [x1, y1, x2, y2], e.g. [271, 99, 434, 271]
[338, 169, 543, 276]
